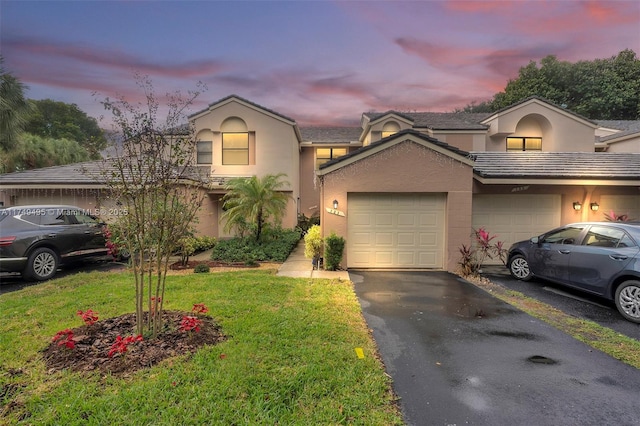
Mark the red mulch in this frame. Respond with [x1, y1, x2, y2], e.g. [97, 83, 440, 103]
[42, 311, 226, 377]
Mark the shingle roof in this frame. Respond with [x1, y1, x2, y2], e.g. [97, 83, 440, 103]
[189, 94, 296, 123]
[472, 152, 640, 180]
[319, 129, 471, 170]
[362, 111, 490, 130]
[299, 126, 362, 143]
[595, 120, 640, 132]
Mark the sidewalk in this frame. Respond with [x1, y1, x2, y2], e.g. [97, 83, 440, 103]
[277, 240, 351, 280]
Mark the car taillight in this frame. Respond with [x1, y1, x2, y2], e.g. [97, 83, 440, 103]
[0, 236, 16, 246]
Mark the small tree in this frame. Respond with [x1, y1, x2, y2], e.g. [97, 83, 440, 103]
[221, 174, 291, 241]
[304, 225, 323, 269]
[93, 74, 207, 338]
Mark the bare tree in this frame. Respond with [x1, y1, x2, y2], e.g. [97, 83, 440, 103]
[93, 75, 208, 337]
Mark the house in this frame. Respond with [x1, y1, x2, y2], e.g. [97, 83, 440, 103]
[1, 95, 639, 272]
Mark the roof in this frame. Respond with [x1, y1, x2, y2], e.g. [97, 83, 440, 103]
[299, 126, 362, 143]
[189, 94, 296, 123]
[472, 152, 640, 180]
[595, 120, 640, 132]
[362, 111, 490, 130]
[482, 96, 598, 126]
[318, 129, 472, 173]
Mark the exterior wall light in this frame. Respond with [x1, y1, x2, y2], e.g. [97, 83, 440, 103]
[333, 199, 339, 209]
[590, 202, 599, 211]
[573, 202, 582, 211]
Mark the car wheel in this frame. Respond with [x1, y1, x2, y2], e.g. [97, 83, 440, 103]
[25, 247, 58, 281]
[508, 254, 532, 281]
[614, 280, 640, 323]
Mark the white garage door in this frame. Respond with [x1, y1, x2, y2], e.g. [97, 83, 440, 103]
[472, 194, 561, 264]
[347, 193, 445, 269]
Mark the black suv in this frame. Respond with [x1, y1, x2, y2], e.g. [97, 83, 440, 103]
[0, 205, 110, 280]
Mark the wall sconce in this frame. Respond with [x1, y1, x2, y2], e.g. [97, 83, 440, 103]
[333, 199, 339, 209]
[573, 202, 582, 211]
[590, 202, 599, 211]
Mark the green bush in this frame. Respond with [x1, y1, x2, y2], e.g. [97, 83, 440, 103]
[304, 225, 323, 268]
[324, 232, 345, 271]
[193, 263, 210, 273]
[211, 228, 301, 263]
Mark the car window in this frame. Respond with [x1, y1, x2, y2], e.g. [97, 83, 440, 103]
[540, 225, 586, 245]
[583, 225, 626, 248]
[73, 212, 100, 225]
[41, 211, 69, 226]
[617, 234, 636, 248]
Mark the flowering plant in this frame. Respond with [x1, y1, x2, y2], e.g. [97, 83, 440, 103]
[108, 334, 143, 358]
[458, 227, 507, 276]
[52, 329, 76, 349]
[192, 303, 208, 314]
[604, 210, 634, 222]
[77, 309, 99, 326]
[180, 316, 202, 333]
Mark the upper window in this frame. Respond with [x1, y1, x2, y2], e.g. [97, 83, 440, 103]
[222, 133, 249, 165]
[196, 141, 212, 164]
[221, 117, 250, 166]
[316, 148, 347, 169]
[382, 121, 400, 139]
[507, 137, 542, 151]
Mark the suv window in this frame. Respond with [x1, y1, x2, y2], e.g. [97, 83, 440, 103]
[541, 225, 586, 245]
[72, 212, 100, 225]
[41, 209, 70, 226]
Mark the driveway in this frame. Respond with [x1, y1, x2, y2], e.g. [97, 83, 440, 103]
[351, 270, 640, 426]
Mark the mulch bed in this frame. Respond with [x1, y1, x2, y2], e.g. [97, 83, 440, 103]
[42, 311, 226, 377]
[169, 260, 259, 270]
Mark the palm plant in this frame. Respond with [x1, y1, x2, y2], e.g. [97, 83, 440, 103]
[222, 174, 291, 241]
[0, 56, 33, 152]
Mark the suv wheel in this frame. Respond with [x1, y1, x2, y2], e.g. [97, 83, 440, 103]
[614, 280, 640, 323]
[25, 247, 59, 281]
[508, 254, 532, 281]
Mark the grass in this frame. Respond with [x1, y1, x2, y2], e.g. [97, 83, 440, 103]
[0, 270, 403, 425]
[468, 275, 640, 369]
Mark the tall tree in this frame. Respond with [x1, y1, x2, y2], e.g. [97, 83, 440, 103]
[222, 174, 291, 242]
[1, 134, 90, 173]
[24, 99, 107, 158]
[467, 49, 640, 120]
[0, 57, 33, 150]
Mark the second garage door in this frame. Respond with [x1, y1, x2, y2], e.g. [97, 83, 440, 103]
[472, 194, 561, 264]
[347, 193, 445, 269]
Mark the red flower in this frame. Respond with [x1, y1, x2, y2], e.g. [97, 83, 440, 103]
[192, 303, 208, 314]
[77, 309, 99, 326]
[108, 334, 143, 357]
[52, 329, 75, 349]
[180, 316, 202, 333]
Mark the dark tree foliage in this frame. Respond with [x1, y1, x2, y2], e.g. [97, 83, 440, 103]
[24, 99, 107, 158]
[464, 50, 640, 120]
[2, 134, 90, 173]
[0, 57, 33, 150]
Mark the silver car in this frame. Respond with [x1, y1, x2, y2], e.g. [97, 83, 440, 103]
[507, 222, 640, 323]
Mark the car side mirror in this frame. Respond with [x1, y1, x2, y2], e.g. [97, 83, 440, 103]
[530, 236, 539, 244]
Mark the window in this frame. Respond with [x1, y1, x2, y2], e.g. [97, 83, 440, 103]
[506, 137, 542, 151]
[197, 141, 212, 164]
[316, 148, 347, 169]
[540, 225, 586, 245]
[222, 133, 249, 165]
[583, 225, 628, 248]
[382, 121, 400, 138]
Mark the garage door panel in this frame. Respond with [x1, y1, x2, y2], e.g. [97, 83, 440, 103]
[473, 195, 561, 265]
[375, 233, 393, 246]
[347, 193, 445, 268]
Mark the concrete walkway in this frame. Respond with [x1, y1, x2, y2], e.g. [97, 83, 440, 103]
[277, 240, 350, 280]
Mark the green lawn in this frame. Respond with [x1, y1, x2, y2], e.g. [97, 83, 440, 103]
[0, 270, 403, 425]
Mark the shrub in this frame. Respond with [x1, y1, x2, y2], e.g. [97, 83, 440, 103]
[211, 228, 301, 263]
[458, 227, 507, 276]
[194, 263, 210, 273]
[297, 212, 320, 235]
[324, 232, 345, 271]
[304, 225, 323, 268]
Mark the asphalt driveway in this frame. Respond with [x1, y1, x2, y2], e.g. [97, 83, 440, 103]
[351, 270, 640, 426]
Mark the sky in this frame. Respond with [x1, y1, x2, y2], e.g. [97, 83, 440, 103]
[2, 0, 639, 127]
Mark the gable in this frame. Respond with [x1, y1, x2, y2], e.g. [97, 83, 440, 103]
[317, 129, 473, 176]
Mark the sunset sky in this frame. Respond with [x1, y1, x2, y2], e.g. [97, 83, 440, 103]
[2, 0, 639, 127]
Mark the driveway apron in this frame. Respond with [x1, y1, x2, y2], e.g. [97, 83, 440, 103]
[351, 271, 640, 426]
